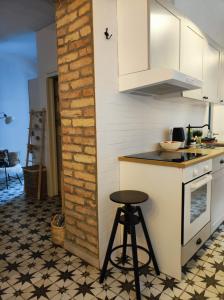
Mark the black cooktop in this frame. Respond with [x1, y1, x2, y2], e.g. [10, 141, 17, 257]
[125, 151, 207, 163]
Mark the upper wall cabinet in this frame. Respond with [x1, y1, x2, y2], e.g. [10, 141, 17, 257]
[117, 0, 181, 75]
[180, 22, 204, 81]
[180, 20, 204, 101]
[150, 0, 180, 70]
[203, 41, 220, 103]
[117, 0, 149, 75]
[117, 0, 223, 102]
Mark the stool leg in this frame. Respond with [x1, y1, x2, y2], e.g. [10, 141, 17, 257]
[16, 173, 22, 185]
[4, 167, 8, 189]
[137, 207, 160, 275]
[130, 223, 141, 300]
[99, 208, 121, 283]
[121, 217, 128, 264]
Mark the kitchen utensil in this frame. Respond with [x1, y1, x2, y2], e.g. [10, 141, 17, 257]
[160, 141, 181, 151]
[172, 127, 185, 148]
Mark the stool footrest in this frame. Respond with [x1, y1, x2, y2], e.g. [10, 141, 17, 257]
[109, 244, 151, 271]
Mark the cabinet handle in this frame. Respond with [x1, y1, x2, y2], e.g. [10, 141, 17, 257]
[196, 238, 202, 245]
[220, 100, 224, 103]
[220, 160, 224, 164]
[203, 96, 208, 100]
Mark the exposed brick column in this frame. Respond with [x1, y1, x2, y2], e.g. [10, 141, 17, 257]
[56, 0, 99, 267]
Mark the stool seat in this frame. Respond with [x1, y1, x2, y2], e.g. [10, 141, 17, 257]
[110, 190, 148, 204]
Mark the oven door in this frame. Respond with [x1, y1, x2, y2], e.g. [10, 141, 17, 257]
[183, 174, 212, 245]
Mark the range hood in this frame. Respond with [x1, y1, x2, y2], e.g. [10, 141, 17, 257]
[119, 68, 202, 96]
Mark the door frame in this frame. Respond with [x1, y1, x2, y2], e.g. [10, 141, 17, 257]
[46, 75, 59, 197]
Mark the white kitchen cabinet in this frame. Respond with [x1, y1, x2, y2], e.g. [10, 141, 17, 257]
[203, 41, 220, 103]
[150, 0, 180, 70]
[117, 0, 181, 75]
[218, 52, 224, 103]
[180, 22, 204, 81]
[211, 169, 224, 232]
[117, 0, 148, 75]
[211, 155, 224, 233]
[120, 158, 213, 280]
[120, 161, 183, 280]
[181, 20, 204, 101]
[117, 0, 224, 102]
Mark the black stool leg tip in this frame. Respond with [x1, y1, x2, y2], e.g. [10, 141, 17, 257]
[155, 268, 160, 276]
[99, 273, 105, 284]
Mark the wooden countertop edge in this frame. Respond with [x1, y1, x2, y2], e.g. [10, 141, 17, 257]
[119, 149, 224, 168]
[118, 157, 186, 168]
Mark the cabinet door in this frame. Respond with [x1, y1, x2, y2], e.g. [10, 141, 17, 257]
[203, 42, 220, 103]
[181, 22, 204, 100]
[150, 0, 180, 71]
[117, 0, 149, 75]
[211, 168, 224, 233]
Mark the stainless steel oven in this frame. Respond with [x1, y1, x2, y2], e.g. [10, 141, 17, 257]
[182, 173, 212, 245]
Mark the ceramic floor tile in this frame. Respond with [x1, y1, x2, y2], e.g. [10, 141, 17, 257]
[75, 264, 100, 281]
[195, 247, 215, 263]
[181, 283, 219, 299]
[151, 274, 184, 298]
[142, 289, 172, 300]
[193, 272, 224, 295]
[0, 285, 17, 300]
[201, 260, 224, 278]
[2, 181, 224, 299]
[49, 283, 77, 300]
[96, 289, 124, 299]
[71, 277, 102, 300]
[21, 279, 58, 300]
[108, 276, 137, 300]
[183, 257, 206, 276]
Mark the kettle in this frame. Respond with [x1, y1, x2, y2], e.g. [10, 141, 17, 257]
[172, 127, 185, 148]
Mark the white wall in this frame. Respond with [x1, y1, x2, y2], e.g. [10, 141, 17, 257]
[36, 24, 57, 78]
[174, 0, 224, 47]
[0, 33, 37, 166]
[92, 0, 208, 265]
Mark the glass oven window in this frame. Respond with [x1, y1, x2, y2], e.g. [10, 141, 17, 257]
[190, 184, 207, 223]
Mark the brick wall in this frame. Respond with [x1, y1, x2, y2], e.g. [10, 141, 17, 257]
[56, 0, 99, 267]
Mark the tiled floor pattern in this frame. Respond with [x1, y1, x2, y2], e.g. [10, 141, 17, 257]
[1, 183, 224, 299]
[0, 176, 24, 202]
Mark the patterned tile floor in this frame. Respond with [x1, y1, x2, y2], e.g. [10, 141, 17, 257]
[1, 182, 224, 299]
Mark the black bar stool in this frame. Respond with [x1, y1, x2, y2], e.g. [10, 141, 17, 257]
[99, 190, 160, 300]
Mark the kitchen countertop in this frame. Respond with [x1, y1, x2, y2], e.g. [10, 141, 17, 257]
[119, 147, 224, 168]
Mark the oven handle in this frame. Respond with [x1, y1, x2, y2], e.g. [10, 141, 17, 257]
[190, 174, 212, 191]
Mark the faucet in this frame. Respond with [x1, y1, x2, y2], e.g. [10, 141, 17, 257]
[186, 124, 210, 146]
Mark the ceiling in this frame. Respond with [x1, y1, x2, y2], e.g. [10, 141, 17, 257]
[174, 0, 224, 47]
[0, 0, 55, 40]
[1, 0, 223, 47]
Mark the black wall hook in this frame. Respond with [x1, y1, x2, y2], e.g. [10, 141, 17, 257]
[104, 28, 112, 40]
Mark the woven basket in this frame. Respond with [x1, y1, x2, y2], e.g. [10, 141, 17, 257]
[23, 165, 47, 198]
[51, 215, 65, 246]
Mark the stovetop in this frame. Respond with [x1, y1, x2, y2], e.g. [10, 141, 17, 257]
[125, 151, 207, 163]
